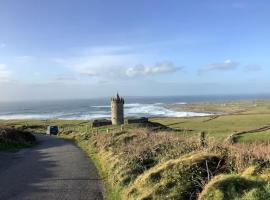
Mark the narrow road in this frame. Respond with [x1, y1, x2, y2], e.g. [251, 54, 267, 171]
[0, 135, 104, 200]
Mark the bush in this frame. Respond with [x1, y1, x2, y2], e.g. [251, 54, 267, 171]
[89, 128, 202, 187]
[199, 174, 270, 200]
[127, 153, 225, 200]
[0, 126, 36, 149]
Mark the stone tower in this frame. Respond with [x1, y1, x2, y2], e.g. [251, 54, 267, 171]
[111, 93, 124, 125]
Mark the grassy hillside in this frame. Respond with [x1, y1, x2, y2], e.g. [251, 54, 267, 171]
[60, 127, 270, 200]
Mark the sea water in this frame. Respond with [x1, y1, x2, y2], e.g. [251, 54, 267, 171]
[0, 94, 269, 120]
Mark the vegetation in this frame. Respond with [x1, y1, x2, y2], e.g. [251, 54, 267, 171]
[152, 114, 270, 141]
[167, 100, 270, 115]
[0, 126, 36, 150]
[1, 100, 270, 199]
[237, 130, 270, 143]
[59, 127, 270, 200]
[199, 174, 270, 200]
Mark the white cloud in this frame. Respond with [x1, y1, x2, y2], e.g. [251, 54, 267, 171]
[51, 45, 135, 79]
[54, 45, 180, 80]
[200, 59, 239, 72]
[126, 61, 181, 77]
[72, 54, 134, 79]
[15, 56, 35, 63]
[0, 64, 12, 82]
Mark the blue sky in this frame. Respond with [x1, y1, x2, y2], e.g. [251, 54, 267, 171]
[0, 0, 269, 101]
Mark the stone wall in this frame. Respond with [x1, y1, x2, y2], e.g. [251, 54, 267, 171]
[91, 119, 112, 128]
[125, 117, 149, 124]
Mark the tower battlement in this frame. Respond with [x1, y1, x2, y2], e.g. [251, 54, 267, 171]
[111, 93, 124, 125]
[110, 93, 124, 103]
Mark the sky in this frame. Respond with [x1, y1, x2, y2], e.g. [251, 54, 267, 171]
[0, 0, 270, 101]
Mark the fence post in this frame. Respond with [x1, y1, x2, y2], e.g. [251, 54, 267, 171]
[200, 131, 207, 148]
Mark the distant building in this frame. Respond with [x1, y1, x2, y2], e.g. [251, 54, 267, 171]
[111, 93, 124, 125]
[91, 119, 112, 128]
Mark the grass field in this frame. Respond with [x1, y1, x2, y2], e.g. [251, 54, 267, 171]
[167, 99, 270, 115]
[1, 112, 270, 143]
[237, 130, 270, 143]
[152, 114, 270, 141]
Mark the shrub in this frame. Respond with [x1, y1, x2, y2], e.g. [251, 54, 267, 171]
[127, 153, 225, 200]
[0, 126, 36, 149]
[199, 174, 270, 200]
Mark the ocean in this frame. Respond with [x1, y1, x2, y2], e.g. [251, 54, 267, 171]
[0, 94, 269, 120]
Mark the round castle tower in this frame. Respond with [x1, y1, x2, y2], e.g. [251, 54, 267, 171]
[111, 93, 124, 125]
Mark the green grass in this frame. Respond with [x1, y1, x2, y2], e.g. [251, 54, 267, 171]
[168, 99, 270, 115]
[126, 152, 223, 200]
[237, 130, 270, 143]
[2, 113, 270, 143]
[199, 174, 270, 200]
[151, 114, 270, 141]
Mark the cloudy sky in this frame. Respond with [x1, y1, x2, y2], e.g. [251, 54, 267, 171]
[0, 0, 269, 101]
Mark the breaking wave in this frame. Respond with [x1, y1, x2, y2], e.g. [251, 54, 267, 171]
[0, 102, 211, 120]
[124, 103, 210, 118]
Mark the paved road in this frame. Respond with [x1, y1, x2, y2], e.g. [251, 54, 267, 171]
[0, 135, 104, 200]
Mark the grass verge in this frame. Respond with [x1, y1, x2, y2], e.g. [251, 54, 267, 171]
[61, 134, 121, 200]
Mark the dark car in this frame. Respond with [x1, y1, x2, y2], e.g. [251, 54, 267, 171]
[46, 126, 59, 135]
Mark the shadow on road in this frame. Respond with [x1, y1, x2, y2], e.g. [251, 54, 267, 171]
[0, 134, 103, 200]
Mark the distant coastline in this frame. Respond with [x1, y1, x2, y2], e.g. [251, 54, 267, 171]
[0, 94, 270, 120]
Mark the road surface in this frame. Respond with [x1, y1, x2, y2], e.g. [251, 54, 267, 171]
[0, 135, 104, 200]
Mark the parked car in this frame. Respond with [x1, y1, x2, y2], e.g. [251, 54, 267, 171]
[46, 125, 59, 135]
